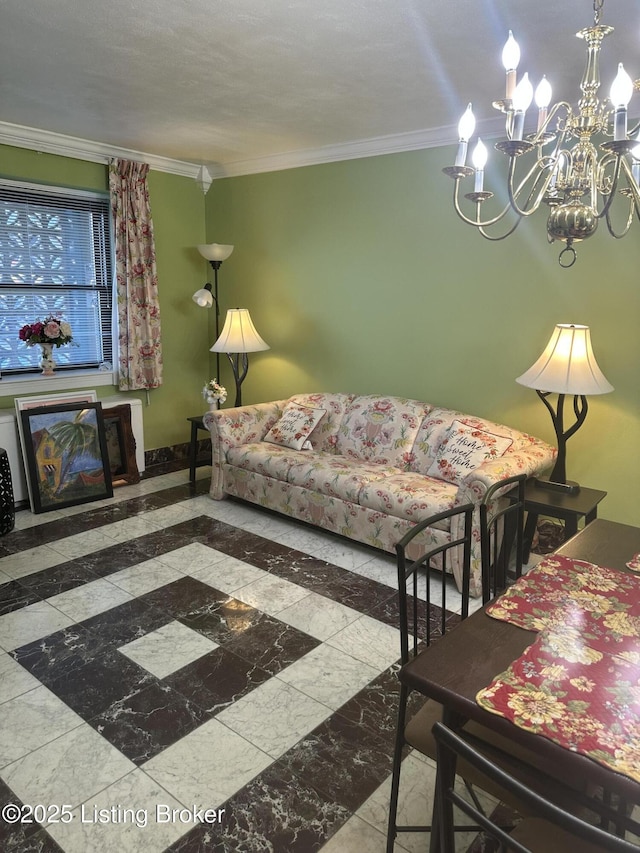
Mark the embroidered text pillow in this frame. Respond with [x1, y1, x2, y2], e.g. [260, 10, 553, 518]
[427, 420, 513, 484]
[264, 404, 326, 451]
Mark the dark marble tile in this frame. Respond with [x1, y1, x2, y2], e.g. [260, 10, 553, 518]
[89, 681, 208, 765]
[166, 761, 349, 853]
[11, 625, 107, 684]
[165, 647, 272, 716]
[46, 646, 155, 719]
[279, 711, 394, 812]
[0, 778, 41, 849]
[0, 579, 40, 615]
[17, 562, 100, 599]
[79, 540, 161, 578]
[139, 576, 229, 620]
[78, 597, 169, 646]
[224, 613, 320, 676]
[179, 601, 265, 647]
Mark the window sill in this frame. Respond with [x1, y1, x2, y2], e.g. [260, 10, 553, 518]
[0, 369, 117, 398]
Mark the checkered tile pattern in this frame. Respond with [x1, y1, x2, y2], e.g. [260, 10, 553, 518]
[0, 467, 469, 852]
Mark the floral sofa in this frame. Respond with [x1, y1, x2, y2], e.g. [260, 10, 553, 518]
[203, 393, 556, 598]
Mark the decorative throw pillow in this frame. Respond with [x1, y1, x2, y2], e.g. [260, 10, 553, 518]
[427, 420, 513, 484]
[263, 404, 326, 451]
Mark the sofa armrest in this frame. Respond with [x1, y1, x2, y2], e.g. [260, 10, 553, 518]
[455, 440, 556, 505]
[203, 400, 288, 498]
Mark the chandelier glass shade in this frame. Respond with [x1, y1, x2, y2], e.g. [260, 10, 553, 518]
[444, 0, 640, 267]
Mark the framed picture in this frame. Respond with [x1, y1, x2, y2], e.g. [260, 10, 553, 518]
[14, 390, 98, 413]
[102, 404, 140, 487]
[19, 402, 113, 513]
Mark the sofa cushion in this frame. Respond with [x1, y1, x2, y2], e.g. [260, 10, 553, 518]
[288, 393, 355, 454]
[226, 442, 313, 481]
[286, 454, 400, 503]
[337, 396, 432, 466]
[264, 403, 326, 450]
[427, 419, 513, 484]
[358, 473, 458, 528]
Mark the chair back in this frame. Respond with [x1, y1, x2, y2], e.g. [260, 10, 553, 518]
[480, 474, 526, 604]
[395, 503, 474, 664]
[433, 722, 639, 853]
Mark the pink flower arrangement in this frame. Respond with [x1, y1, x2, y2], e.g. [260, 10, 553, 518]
[18, 315, 73, 348]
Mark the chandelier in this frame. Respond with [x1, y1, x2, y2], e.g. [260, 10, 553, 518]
[443, 0, 640, 267]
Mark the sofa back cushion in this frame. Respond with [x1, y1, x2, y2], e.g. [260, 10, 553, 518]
[288, 393, 355, 454]
[337, 395, 433, 467]
[408, 407, 529, 477]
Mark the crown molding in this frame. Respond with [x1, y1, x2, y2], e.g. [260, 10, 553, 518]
[0, 116, 506, 184]
[206, 115, 505, 179]
[0, 121, 202, 179]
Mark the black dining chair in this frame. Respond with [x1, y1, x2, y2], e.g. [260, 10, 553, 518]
[386, 502, 480, 853]
[433, 721, 640, 853]
[480, 473, 527, 603]
[386, 495, 601, 853]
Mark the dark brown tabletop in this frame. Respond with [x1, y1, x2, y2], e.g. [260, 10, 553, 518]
[400, 518, 640, 804]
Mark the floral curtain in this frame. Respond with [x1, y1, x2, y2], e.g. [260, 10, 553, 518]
[109, 159, 163, 391]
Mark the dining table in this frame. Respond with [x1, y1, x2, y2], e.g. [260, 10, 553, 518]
[399, 518, 640, 852]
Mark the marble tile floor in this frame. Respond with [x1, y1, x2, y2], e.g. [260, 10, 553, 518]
[0, 465, 491, 853]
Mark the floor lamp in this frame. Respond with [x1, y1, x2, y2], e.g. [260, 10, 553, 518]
[193, 243, 234, 380]
[210, 308, 270, 407]
[516, 324, 613, 494]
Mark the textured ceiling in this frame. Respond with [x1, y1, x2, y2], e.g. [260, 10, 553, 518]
[0, 0, 638, 176]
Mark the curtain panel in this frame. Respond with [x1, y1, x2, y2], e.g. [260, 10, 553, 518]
[109, 159, 163, 391]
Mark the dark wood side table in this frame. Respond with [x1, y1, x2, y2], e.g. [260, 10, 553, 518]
[187, 415, 208, 486]
[521, 480, 607, 561]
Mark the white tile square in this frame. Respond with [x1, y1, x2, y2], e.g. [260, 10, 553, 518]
[276, 591, 361, 641]
[143, 717, 272, 811]
[156, 542, 228, 573]
[0, 652, 42, 703]
[326, 614, 401, 669]
[0, 601, 76, 651]
[278, 644, 380, 710]
[3, 723, 135, 808]
[217, 677, 332, 758]
[108, 558, 183, 596]
[47, 769, 196, 853]
[0, 545, 65, 580]
[232, 573, 310, 616]
[118, 620, 218, 679]
[46, 577, 133, 622]
[49, 529, 120, 560]
[189, 555, 268, 593]
[0, 684, 83, 768]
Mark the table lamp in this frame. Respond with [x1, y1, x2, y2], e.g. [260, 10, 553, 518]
[516, 324, 613, 494]
[210, 308, 269, 406]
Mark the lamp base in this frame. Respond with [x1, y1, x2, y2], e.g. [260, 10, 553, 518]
[534, 477, 581, 496]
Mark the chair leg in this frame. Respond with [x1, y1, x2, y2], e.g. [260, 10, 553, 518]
[386, 684, 409, 853]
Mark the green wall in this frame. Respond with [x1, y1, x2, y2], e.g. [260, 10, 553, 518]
[0, 144, 210, 451]
[1, 140, 637, 526]
[205, 146, 640, 526]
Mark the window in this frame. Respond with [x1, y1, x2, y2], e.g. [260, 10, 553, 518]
[0, 179, 114, 376]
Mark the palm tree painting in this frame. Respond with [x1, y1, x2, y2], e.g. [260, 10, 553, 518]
[21, 402, 113, 512]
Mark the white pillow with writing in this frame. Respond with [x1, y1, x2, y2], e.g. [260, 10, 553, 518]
[427, 420, 512, 484]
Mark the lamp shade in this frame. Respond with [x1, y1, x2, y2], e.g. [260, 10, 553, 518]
[197, 243, 234, 262]
[516, 324, 613, 396]
[210, 309, 269, 354]
[192, 284, 213, 308]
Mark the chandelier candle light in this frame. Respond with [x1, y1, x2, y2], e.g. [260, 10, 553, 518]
[444, 0, 640, 267]
[18, 315, 74, 376]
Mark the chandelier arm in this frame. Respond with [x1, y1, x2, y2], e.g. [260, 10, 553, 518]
[604, 196, 635, 238]
[477, 219, 523, 241]
[506, 155, 554, 218]
[451, 181, 519, 229]
[594, 153, 623, 220]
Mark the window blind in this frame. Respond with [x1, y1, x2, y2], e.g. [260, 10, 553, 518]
[0, 180, 114, 375]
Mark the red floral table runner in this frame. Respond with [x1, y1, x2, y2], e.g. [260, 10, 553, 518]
[477, 555, 640, 783]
